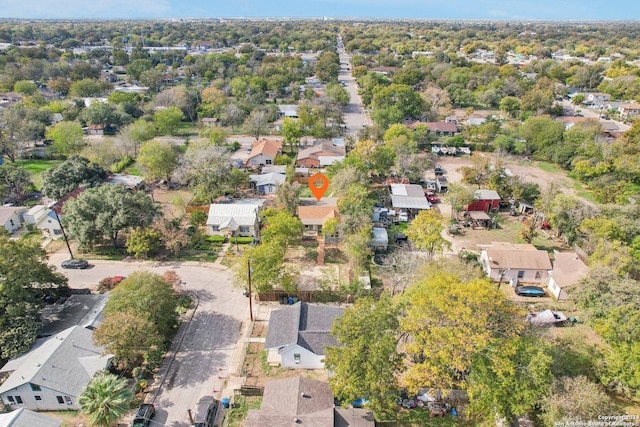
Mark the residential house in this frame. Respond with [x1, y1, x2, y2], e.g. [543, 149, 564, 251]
[106, 174, 145, 189]
[0, 408, 62, 427]
[296, 140, 346, 168]
[425, 122, 458, 137]
[245, 376, 374, 427]
[23, 205, 63, 239]
[619, 103, 640, 120]
[249, 172, 286, 195]
[206, 201, 263, 239]
[264, 301, 344, 369]
[201, 117, 220, 127]
[390, 184, 431, 216]
[0, 325, 112, 411]
[0, 206, 25, 234]
[277, 104, 299, 119]
[297, 197, 339, 238]
[583, 92, 611, 106]
[246, 139, 282, 168]
[547, 252, 589, 300]
[479, 242, 552, 284]
[466, 117, 487, 126]
[467, 189, 501, 213]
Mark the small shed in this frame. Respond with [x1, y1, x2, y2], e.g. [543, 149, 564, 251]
[467, 189, 501, 213]
[370, 227, 389, 252]
[468, 211, 492, 229]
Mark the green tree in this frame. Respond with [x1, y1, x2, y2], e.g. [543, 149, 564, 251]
[118, 119, 156, 156]
[13, 80, 37, 95]
[0, 236, 67, 359]
[235, 242, 297, 293]
[126, 59, 153, 81]
[499, 96, 521, 118]
[70, 79, 103, 97]
[326, 294, 403, 418]
[41, 155, 107, 200]
[153, 107, 183, 135]
[137, 139, 178, 181]
[81, 101, 125, 128]
[325, 82, 350, 106]
[275, 180, 302, 215]
[281, 117, 303, 153]
[519, 116, 565, 157]
[0, 163, 35, 204]
[78, 371, 133, 427]
[46, 120, 85, 155]
[63, 184, 156, 248]
[126, 227, 161, 258]
[467, 335, 553, 423]
[405, 209, 450, 259]
[314, 51, 340, 83]
[243, 110, 270, 140]
[94, 271, 178, 366]
[399, 271, 521, 391]
[260, 208, 304, 250]
[372, 84, 424, 129]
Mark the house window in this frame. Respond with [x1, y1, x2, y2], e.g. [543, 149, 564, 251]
[35, 396, 42, 401]
[266, 159, 272, 165]
[211, 225, 219, 232]
[294, 354, 301, 364]
[14, 396, 23, 404]
[64, 396, 72, 405]
[535, 271, 542, 280]
[30, 383, 41, 392]
[56, 396, 65, 404]
[7, 396, 14, 403]
[239, 226, 250, 233]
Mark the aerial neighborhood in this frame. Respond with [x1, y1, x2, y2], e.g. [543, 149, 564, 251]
[2, 15, 640, 427]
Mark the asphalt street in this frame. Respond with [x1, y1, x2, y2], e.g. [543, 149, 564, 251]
[49, 252, 248, 427]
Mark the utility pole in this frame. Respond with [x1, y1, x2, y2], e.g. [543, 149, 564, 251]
[247, 258, 254, 321]
[54, 210, 74, 259]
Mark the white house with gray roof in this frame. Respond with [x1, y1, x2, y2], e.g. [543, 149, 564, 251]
[264, 302, 344, 369]
[0, 325, 112, 411]
[206, 201, 263, 238]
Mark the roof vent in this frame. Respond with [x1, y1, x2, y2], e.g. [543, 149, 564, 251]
[35, 363, 41, 367]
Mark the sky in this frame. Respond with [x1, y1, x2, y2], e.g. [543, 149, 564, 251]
[0, 0, 639, 21]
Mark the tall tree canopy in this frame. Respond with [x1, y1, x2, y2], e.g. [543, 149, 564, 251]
[63, 184, 156, 248]
[0, 236, 67, 359]
[41, 155, 107, 199]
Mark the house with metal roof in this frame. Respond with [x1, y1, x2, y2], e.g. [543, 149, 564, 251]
[206, 201, 262, 238]
[264, 302, 344, 369]
[245, 376, 374, 427]
[249, 172, 286, 195]
[0, 325, 112, 411]
[390, 184, 431, 212]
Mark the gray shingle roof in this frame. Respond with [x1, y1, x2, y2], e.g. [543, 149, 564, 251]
[0, 326, 112, 398]
[0, 408, 62, 427]
[264, 302, 344, 355]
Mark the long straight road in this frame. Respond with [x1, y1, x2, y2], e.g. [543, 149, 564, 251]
[337, 34, 370, 138]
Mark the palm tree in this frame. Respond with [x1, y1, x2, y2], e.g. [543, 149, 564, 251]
[79, 371, 133, 427]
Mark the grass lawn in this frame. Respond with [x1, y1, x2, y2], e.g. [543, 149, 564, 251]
[536, 161, 562, 173]
[224, 396, 263, 427]
[16, 159, 64, 188]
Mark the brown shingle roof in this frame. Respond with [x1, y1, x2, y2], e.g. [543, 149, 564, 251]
[248, 139, 282, 160]
[550, 252, 589, 288]
[486, 247, 552, 270]
[297, 206, 339, 226]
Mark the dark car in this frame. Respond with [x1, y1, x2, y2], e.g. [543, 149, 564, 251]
[193, 396, 219, 427]
[132, 403, 155, 427]
[515, 286, 546, 297]
[61, 259, 89, 269]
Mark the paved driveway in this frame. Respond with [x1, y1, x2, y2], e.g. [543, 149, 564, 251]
[50, 253, 249, 427]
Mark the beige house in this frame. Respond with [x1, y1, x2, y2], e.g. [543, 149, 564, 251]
[547, 252, 589, 300]
[297, 197, 339, 238]
[246, 139, 282, 168]
[480, 242, 552, 284]
[0, 206, 25, 234]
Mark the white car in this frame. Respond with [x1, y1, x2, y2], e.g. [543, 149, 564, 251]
[398, 209, 409, 222]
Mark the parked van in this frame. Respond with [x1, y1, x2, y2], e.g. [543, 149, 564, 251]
[193, 396, 219, 427]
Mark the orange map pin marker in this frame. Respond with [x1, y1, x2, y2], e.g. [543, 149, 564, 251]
[309, 173, 330, 200]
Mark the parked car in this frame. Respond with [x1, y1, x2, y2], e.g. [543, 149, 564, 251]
[398, 209, 409, 222]
[425, 193, 440, 204]
[193, 396, 219, 427]
[515, 286, 546, 297]
[61, 258, 89, 269]
[132, 403, 155, 427]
